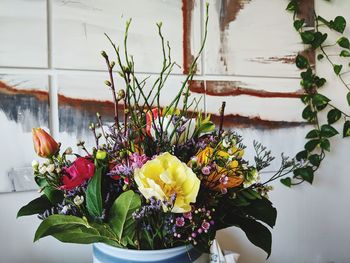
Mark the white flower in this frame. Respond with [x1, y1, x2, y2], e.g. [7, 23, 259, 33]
[46, 164, 55, 173]
[31, 160, 39, 171]
[39, 165, 47, 174]
[73, 195, 84, 206]
[244, 169, 260, 188]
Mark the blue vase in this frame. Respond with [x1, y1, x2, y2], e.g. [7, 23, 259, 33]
[93, 243, 204, 263]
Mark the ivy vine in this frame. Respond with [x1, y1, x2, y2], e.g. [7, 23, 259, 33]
[282, 0, 350, 187]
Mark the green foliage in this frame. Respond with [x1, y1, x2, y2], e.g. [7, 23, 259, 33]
[343, 121, 350, 137]
[330, 16, 346, 33]
[86, 166, 103, 219]
[280, 177, 292, 187]
[34, 215, 120, 246]
[17, 195, 52, 218]
[108, 190, 141, 246]
[327, 109, 342, 124]
[337, 37, 350, 49]
[333, 64, 343, 75]
[296, 55, 308, 69]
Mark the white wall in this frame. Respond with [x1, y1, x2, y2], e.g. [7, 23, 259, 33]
[1, 0, 350, 262]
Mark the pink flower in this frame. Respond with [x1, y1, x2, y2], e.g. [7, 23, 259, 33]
[176, 217, 185, 227]
[60, 157, 95, 190]
[183, 212, 192, 219]
[201, 221, 210, 230]
[129, 153, 148, 169]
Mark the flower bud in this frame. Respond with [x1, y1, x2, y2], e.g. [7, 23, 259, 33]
[96, 150, 107, 160]
[32, 128, 59, 158]
[104, 80, 112, 86]
[117, 89, 125, 100]
[110, 61, 115, 68]
[100, 50, 108, 58]
[65, 147, 73, 155]
[73, 195, 84, 206]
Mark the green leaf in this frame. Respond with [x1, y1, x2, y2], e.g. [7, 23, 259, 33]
[294, 167, 314, 184]
[17, 195, 52, 218]
[238, 217, 272, 257]
[240, 197, 277, 228]
[304, 139, 319, 152]
[315, 77, 326, 88]
[320, 138, 331, 151]
[343, 121, 350, 137]
[240, 189, 261, 200]
[302, 105, 315, 122]
[280, 177, 292, 187]
[312, 94, 330, 107]
[300, 31, 315, 44]
[333, 64, 343, 75]
[294, 19, 304, 31]
[330, 16, 346, 33]
[305, 129, 320, 139]
[34, 215, 90, 242]
[347, 92, 350, 106]
[337, 37, 350, 49]
[308, 154, 321, 166]
[317, 54, 324, 61]
[296, 150, 308, 161]
[312, 32, 328, 49]
[35, 177, 64, 204]
[109, 190, 141, 246]
[327, 109, 342, 124]
[86, 167, 103, 218]
[320, 124, 339, 138]
[286, 1, 298, 11]
[340, 50, 350, 57]
[296, 55, 309, 69]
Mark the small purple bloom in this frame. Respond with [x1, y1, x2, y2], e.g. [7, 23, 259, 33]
[201, 166, 211, 175]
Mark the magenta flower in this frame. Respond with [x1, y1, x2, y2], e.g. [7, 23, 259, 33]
[201, 166, 211, 175]
[201, 221, 210, 230]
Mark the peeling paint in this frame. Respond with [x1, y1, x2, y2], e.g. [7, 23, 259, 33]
[189, 80, 303, 98]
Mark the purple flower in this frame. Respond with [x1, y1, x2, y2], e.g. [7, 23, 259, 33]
[175, 217, 185, 227]
[201, 166, 211, 175]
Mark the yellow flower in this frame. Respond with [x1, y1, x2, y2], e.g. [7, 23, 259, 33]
[134, 152, 200, 213]
[196, 147, 214, 165]
[206, 166, 244, 191]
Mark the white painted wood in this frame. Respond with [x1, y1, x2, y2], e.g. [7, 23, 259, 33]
[203, 77, 304, 122]
[52, 0, 201, 73]
[0, 0, 47, 68]
[0, 74, 49, 192]
[204, 0, 305, 78]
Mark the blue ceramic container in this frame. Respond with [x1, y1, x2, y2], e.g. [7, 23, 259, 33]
[93, 243, 203, 263]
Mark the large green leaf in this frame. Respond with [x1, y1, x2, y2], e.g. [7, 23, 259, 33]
[86, 166, 103, 218]
[222, 214, 272, 258]
[108, 190, 141, 246]
[34, 215, 120, 246]
[17, 195, 52, 218]
[34, 215, 90, 241]
[240, 197, 277, 228]
[238, 217, 272, 258]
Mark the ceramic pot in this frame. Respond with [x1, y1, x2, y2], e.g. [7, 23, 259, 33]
[93, 243, 204, 263]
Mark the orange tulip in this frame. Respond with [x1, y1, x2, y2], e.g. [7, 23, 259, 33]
[32, 128, 59, 158]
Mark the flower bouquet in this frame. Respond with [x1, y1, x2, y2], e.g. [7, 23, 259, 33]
[18, 5, 301, 262]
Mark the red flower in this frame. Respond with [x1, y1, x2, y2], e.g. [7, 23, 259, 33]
[145, 108, 160, 136]
[32, 128, 59, 158]
[60, 157, 95, 190]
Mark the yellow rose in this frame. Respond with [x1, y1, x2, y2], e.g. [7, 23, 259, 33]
[134, 152, 200, 213]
